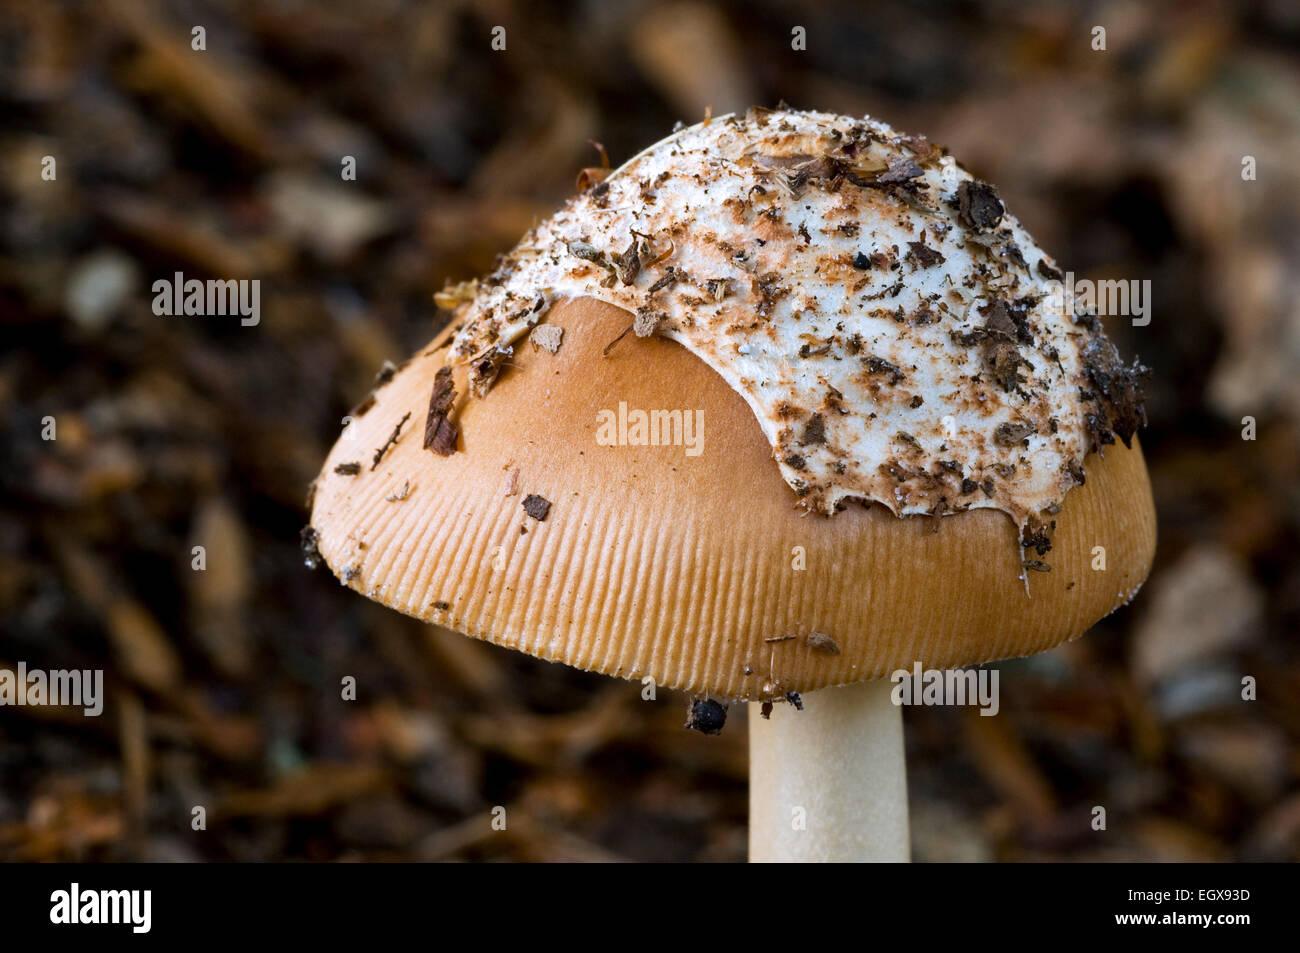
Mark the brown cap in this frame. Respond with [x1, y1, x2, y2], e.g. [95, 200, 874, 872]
[308, 295, 1155, 699]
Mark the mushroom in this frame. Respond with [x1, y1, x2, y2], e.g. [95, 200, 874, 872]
[307, 108, 1156, 862]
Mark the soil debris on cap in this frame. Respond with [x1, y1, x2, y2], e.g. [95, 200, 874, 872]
[994, 421, 1035, 447]
[530, 324, 564, 354]
[334, 461, 361, 476]
[371, 411, 411, 470]
[632, 307, 665, 337]
[801, 413, 827, 445]
[384, 480, 412, 502]
[521, 494, 551, 521]
[685, 697, 727, 734]
[423, 366, 459, 456]
[299, 526, 322, 569]
[805, 631, 841, 654]
[648, 268, 679, 293]
[1079, 334, 1149, 451]
[874, 157, 924, 185]
[612, 235, 642, 285]
[1021, 522, 1054, 557]
[906, 241, 945, 268]
[864, 354, 905, 385]
[439, 107, 1148, 545]
[956, 180, 1004, 230]
[969, 302, 1029, 394]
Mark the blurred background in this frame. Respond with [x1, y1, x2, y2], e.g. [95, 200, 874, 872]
[2, 0, 1298, 862]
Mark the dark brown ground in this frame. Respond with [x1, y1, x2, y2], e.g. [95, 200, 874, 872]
[2, 0, 1298, 862]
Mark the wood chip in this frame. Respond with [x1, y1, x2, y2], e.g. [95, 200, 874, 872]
[530, 324, 564, 354]
[633, 308, 664, 337]
[423, 366, 459, 456]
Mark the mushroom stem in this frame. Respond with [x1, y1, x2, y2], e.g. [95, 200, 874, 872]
[749, 679, 909, 862]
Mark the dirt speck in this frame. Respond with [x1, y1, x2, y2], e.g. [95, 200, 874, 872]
[522, 494, 552, 521]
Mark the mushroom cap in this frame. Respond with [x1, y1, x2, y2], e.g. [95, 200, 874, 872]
[309, 296, 1155, 698]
